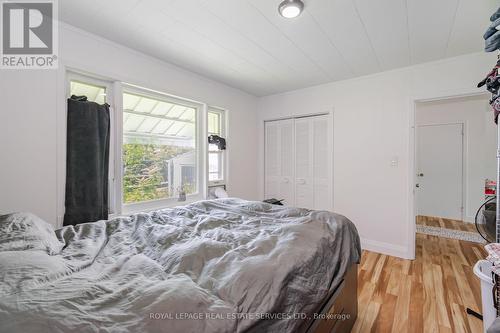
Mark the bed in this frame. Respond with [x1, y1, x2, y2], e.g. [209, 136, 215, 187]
[0, 198, 361, 333]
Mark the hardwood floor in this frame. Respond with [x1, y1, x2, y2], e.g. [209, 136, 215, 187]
[352, 232, 486, 333]
[416, 215, 477, 233]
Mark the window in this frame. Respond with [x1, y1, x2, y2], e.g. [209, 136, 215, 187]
[122, 88, 201, 207]
[64, 71, 228, 216]
[68, 74, 116, 214]
[208, 108, 226, 185]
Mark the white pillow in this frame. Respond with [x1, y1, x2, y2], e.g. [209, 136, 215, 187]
[0, 213, 64, 255]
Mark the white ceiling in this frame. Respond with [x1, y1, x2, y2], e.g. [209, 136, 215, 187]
[59, 0, 499, 96]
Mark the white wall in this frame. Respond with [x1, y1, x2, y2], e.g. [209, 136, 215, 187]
[0, 23, 259, 227]
[258, 52, 497, 259]
[416, 95, 495, 223]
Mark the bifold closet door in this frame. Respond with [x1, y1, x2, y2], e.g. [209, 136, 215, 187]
[294, 118, 314, 208]
[312, 115, 332, 211]
[294, 115, 332, 210]
[266, 115, 331, 210]
[279, 119, 295, 205]
[264, 120, 295, 205]
[265, 121, 280, 200]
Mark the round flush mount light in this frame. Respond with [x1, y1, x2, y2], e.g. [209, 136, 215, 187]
[278, 0, 304, 19]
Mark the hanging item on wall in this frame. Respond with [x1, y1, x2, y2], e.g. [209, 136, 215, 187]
[484, 7, 500, 52]
[208, 135, 226, 150]
[477, 62, 500, 95]
[477, 56, 500, 123]
[486, 179, 497, 196]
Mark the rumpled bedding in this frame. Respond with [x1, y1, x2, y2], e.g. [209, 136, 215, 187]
[0, 198, 360, 333]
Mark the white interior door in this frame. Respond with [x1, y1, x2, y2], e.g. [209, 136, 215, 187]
[417, 123, 463, 220]
[295, 118, 314, 208]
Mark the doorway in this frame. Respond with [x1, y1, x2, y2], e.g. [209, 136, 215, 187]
[413, 94, 493, 249]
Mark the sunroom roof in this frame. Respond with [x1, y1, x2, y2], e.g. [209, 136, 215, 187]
[123, 92, 196, 144]
[70, 81, 197, 147]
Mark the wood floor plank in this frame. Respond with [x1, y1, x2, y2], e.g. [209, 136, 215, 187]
[416, 215, 479, 234]
[451, 303, 473, 333]
[423, 260, 439, 333]
[360, 302, 380, 333]
[354, 219, 486, 333]
[452, 259, 480, 313]
[371, 293, 397, 333]
[463, 264, 482, 311]
[371, 270, 390, 304]
[408, 281, 424, 333]
[431, 263, 452, 329]
[391, 275, 412, 333]
[385, 270, 402, 296]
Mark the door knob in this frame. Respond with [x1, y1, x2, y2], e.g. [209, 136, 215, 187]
[416, 184, 420, 188]
[418, 173, 424, 177]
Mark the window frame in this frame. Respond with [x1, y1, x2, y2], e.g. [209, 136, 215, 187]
[207, 107, 227, 187]
[120, 84, 206, 214]
[63, 71, 229, 217]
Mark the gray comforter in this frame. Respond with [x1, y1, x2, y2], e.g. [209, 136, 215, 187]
[0, 198, 360, 333]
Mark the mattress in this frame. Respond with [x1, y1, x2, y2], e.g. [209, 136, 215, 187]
[0, 198, 361, 333]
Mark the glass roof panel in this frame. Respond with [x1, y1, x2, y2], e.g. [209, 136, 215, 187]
[179, 108, 196, 122]
[177, 124, 195, 138]
[123, 93, 140, 110]
[136, 117, 160, 133]
[151, 119, 174, 134]
[134, 97, 158, 114]
[70, 81, 106, 105]
[123, 113, 145, 132]
[122, 92, 196, 141]
[164, 121, 185, 136]
[123, 113, 131, 123]
[151, 102, 174, 116]
[167, 105, 189, 118]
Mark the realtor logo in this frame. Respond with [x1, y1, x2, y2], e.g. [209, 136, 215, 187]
[1, 0, 58, 69]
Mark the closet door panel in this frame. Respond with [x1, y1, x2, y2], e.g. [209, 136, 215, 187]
[294, 118, 313, 209]
[265, 121, 280, 200]
[279, 119, 295, 206]
[313, 115, 332, 210]
[266, 115, 332, 211]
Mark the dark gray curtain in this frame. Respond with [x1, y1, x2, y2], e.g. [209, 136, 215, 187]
[64, 96, 110, 226]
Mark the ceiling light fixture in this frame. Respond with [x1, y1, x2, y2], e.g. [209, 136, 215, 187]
[278, 0, 304, 19]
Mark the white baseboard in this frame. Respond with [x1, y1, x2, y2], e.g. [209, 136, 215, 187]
[360, 238, 413, 260]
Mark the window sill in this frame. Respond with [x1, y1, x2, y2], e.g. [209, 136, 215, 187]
[208, 181, 226, 187]
[118, 195, 204, 216]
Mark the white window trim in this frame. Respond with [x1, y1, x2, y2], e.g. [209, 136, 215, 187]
[120, 84, 207, 214]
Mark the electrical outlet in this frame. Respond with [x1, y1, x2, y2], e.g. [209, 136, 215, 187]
[391, 156, 399, 167]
